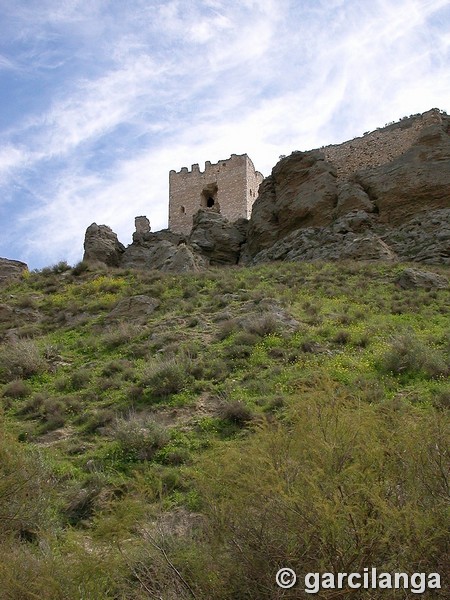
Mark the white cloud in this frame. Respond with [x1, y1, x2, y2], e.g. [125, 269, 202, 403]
[0, 146, 29, 185]
[0, 0, 449, 268]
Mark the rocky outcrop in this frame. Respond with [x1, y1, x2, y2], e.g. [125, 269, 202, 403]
[381, 209, 450, 264]
[0, 258, 28, 285]
[189, 210, 248, 265]
[81, 109, 449, 270]
[248, 212, 397, 264]
[246, 151, 338, 257]
[244, 110, 450, 265]
[354, 124, 450, 226]
[83, 223, 125, 267]
[121, 230, 206, 273]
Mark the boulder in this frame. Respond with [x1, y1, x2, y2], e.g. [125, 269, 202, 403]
[334, 182, 376, 218]
[0, 258, 28, 285]
[106, 295, 160, 322]
[189, 210, 248, 265]
[121, 237, 205, 273]
[83, 223, 125, 267]
[395, 268, 448, 290]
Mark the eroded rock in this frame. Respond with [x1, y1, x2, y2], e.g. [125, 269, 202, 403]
[0, 258, 28, 285]
[395, 268, 448, 290]
[83, 223, 125, 267]
[106, 295, 160, 322]
[189, 210, 248, 265]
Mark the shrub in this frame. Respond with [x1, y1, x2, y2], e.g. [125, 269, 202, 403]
[142, 358, 191, 399]
[101, 323, 141, 349]
[245, 313, 280, 337]
[0, 339, 47, 382]
[0, 426, 54, 540]
[51, 261, 71, 274]
[194, 393, 449, 598]
[379, 333, 448, 379]
[219, 400, 254, 426]
[333, 329, 351, 345]
[71, 260, 90, 276]
[78, 408, 115, 433]
[2, 380, 31, 399]
[109, 414, 169, 461]
[70, 368, 92, 391]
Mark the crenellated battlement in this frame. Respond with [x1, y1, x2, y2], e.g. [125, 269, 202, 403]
[169, 153, 263, 235]
[170, 154, 250, 177]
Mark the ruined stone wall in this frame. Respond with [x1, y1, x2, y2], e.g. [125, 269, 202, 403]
[169, 153, 263, 235]
[321, 109, 443, 179]
[246, 156, 264, 216]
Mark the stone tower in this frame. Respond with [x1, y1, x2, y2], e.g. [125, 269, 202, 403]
[169, 153, 263, 235]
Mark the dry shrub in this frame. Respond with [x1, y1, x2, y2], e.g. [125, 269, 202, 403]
[219, 400, 254, 426]
[194, 387, 449, 598]
[379, 333, 448, 379]
[109, 413, 169, 460]
[2, 380, 31, 399]
[0, 339, 47, 382]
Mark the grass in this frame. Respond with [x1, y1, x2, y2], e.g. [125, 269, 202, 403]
[0, 260, 448, 598]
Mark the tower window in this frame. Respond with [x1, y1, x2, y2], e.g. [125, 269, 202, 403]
[200, 182, 219, 210]
[180, 205, 186, 214]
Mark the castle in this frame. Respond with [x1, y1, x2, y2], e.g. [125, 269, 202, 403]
[169, 153, 264, 235]
[166, 110, 445, 236]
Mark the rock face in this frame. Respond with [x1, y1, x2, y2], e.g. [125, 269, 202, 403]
[248, 212, 397, 264]
[83, 223, 125, 267]
[244, 110, 450, 265]
[189, 210, 248, 265]
[0, 258, 28, 285]
[245, 151, 338, 257]
[354, 125, 450, 226]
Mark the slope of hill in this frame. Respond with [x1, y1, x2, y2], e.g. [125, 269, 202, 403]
[0, 260, 448, 598]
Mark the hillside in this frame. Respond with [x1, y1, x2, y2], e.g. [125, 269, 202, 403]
[0, 260, 449, 598]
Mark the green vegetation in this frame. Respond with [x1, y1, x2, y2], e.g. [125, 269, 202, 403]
[0, 261, 448, 598]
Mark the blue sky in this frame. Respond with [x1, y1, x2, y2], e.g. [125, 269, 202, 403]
[0, 0, 449, 269]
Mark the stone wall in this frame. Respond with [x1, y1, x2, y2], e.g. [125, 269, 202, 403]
[169, 153, 263, 235]
[321, 108, 444, 179]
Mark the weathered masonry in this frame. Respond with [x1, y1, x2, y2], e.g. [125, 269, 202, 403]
[169, 153, 264, 235]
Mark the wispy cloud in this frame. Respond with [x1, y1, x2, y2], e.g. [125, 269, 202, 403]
[0, 0, 448, 267]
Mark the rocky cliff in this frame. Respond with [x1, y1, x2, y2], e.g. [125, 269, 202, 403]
[83, 109, 450, 271]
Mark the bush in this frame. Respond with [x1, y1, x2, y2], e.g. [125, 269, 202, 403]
[71, 260, 90, 276]
[333, 329, 351, 345]
[78, 408, 115, 433]
[142, 357, 191, 399]
[101, 323, 141, 349]
[0, 426, 54, 540]
[2, 380, 31, 399]
[219, 400, 254, 426]
[193, 392, 449, 598]
[109, 414, 169, 461]
[379, 333, 448, 379]
[0, 340, 47, 382]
